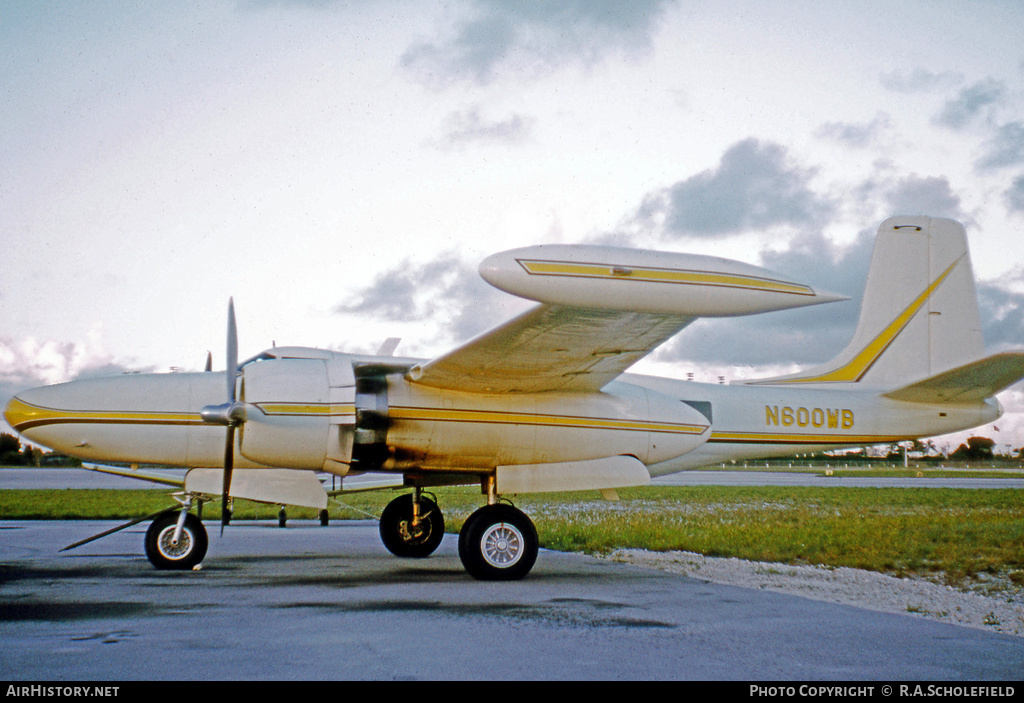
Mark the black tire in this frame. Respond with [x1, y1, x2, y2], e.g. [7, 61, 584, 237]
[458, 504, 538, 581]
[379, 493, 445, 558]
[144, 512, 208, 570]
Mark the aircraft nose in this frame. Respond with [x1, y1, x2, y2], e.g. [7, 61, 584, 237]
[4, 393, 34, 434]
[3, 390, 47, 440]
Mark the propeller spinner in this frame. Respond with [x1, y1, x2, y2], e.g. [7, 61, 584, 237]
[199, 298, 247, 534]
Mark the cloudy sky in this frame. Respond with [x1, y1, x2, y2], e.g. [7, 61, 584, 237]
[3, 0, 1024, 451]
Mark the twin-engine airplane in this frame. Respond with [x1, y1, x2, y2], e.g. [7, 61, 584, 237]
[6, 216, 1024, 580]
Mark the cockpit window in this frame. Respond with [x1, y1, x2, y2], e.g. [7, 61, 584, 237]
[239, 352, 276, 368]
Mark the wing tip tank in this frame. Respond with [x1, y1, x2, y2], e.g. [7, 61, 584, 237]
[480, 244, 848, 317]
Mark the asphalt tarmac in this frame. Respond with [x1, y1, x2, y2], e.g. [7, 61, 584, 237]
[2, 519, 1022, 681]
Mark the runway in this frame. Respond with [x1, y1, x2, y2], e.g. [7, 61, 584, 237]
[652, 470, 1024, 489]
[2, 520, 1021, 681]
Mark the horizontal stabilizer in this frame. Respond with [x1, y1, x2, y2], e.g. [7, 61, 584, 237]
[883, 352, 1024, 404]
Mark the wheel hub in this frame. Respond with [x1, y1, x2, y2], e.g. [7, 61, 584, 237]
[157, 526, 192, 560]
[481, 522, 523, 568]
[398, 517, 430, 543]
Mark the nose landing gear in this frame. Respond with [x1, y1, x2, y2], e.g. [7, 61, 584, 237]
[144, 511, 208, 570]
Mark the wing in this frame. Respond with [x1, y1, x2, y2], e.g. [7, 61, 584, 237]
[407, 244, 846, 394]
[408, 303, 694, 393]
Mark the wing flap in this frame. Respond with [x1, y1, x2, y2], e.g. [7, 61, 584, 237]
[184, 468, 328, 510]
[495, 454, 651, 494]
[408, 304, 694, 393]
[883, 351, 1024, 404]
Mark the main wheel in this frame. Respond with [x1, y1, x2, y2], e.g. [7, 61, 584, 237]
[379, 493, 445, 558]
[145, 512, 208, 570]
[458, 504, 538, 581]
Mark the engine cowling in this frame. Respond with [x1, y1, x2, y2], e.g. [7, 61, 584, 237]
[238, 356, 355, 474]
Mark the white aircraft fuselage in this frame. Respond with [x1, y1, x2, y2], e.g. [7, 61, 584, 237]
[5, 349, 1001, 477]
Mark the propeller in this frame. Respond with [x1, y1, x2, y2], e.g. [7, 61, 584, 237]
[199, 298, 247, 534]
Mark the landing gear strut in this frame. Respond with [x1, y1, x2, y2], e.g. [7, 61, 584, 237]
[379, 483, 540, 580]
[379, 491, 445, 558]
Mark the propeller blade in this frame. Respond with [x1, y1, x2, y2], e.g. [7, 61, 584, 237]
[221, 425, 235, 535]
[197, 297, 245, 536]
[204, 351, 213, 372]
[222, 298, 240, 534]
[227, 297, 238, 402]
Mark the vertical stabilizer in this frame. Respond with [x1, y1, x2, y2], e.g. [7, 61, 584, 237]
[760, 216, 984, 388]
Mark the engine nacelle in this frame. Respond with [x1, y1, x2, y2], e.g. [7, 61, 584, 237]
[381, 378, 711, 471]
[238, 356, 355, 474]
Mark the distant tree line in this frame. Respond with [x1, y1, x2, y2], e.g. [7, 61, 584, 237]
[948, 436, 998, 461]
[0, 433, 81, 467]
[759, 435, 1024, 465]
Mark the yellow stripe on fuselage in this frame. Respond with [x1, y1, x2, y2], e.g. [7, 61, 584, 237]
[5, 397, 203, 433]
[254, 403, 356, 418]
[709, 430, 912, 445]
[7, 397, 704, 437]
[518, 259, 815, 296]
[389, 406, 707, 435]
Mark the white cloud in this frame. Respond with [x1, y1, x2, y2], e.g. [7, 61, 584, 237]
[0, 326, 154, 434]
[400, 0, 675, 85]
[976, 122, 1024, 171]
[815, 113, 893, 149]
[1007, 175, 1024, 213]
[933, 78, 1006, 130]
[0, 325, 146, 391]
[435, 106, 534, 149]
[879, 67, 963, 94]
[631, 139, 836, 238]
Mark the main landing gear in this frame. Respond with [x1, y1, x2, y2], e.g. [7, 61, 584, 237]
[380, 486, 539, 581]
[458, 503, 538, 581]
[378, 490, 446, 558]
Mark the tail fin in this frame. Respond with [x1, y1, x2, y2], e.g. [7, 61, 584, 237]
[761, 216, 985, 388]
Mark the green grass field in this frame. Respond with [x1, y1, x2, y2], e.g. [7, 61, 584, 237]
[3, 484, 1022, 588]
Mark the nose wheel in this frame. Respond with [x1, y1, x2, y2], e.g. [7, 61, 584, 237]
[458, 504, 538, 581]
[145, 512, 208, 570]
